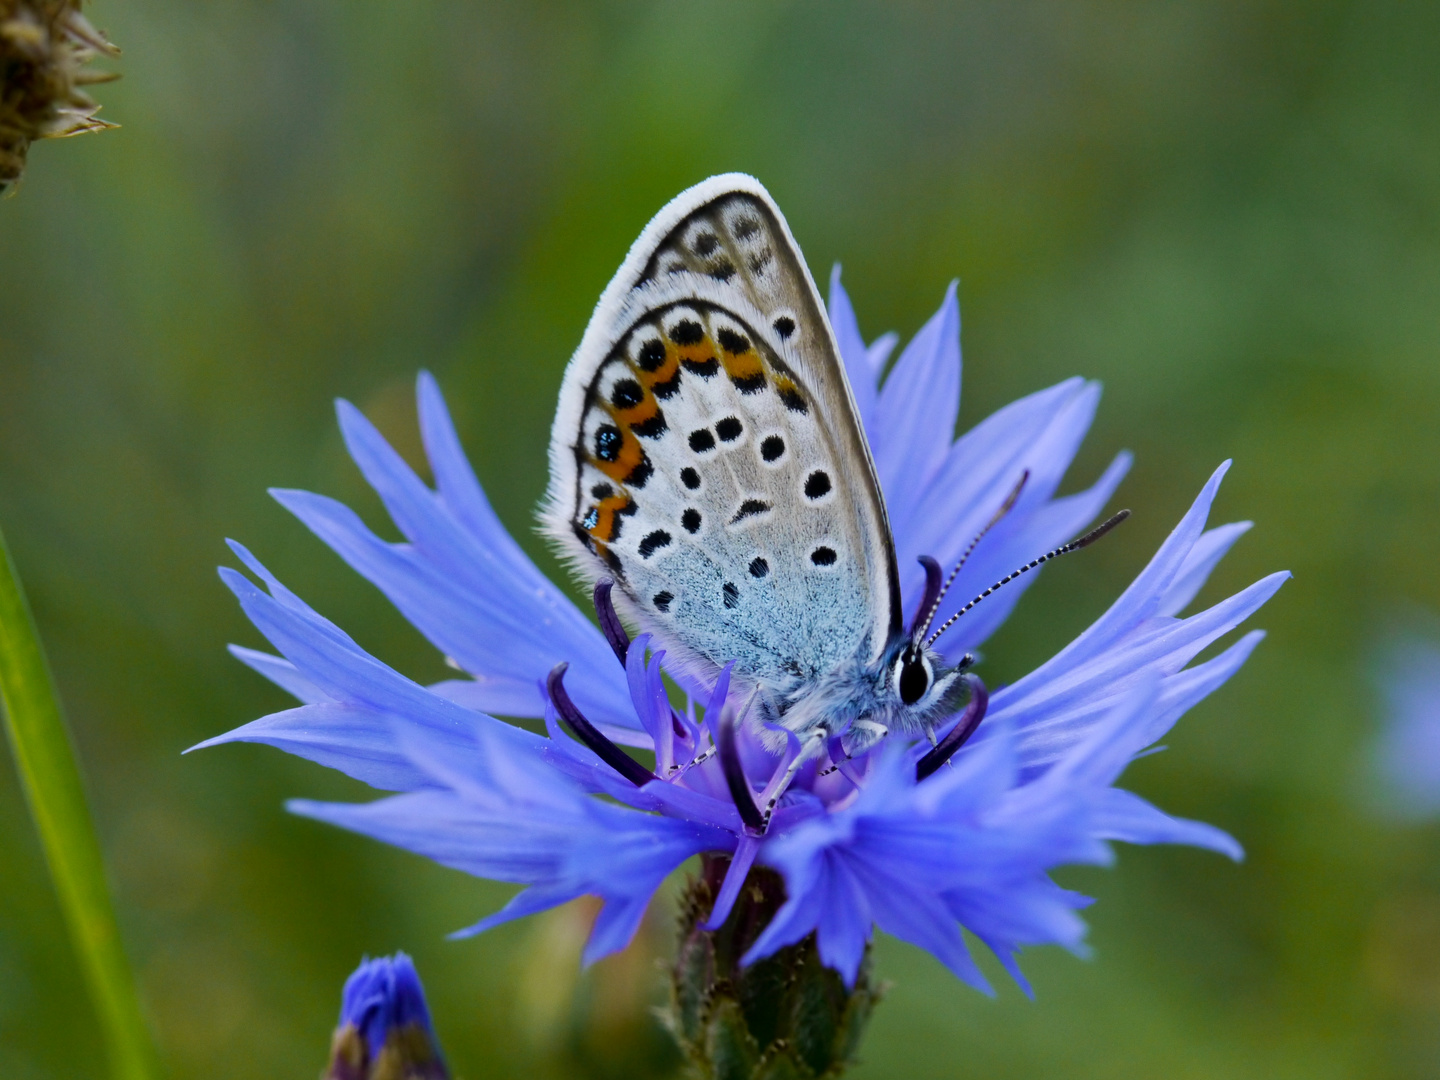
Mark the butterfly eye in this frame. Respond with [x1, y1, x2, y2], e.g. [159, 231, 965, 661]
[896, 651, 931, 706]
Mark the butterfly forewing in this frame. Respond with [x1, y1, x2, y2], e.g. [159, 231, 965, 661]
[544, 176, 900, 694]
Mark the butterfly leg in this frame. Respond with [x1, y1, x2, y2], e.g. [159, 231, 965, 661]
[677, 742, 718, 774]
[847, 718, 890, 756]
[816, 720, 893, 779]
[761, 728, 828, 826]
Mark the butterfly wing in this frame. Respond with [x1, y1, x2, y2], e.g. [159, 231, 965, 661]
[542, 174, 901, 694]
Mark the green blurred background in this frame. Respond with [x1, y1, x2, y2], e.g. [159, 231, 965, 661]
[2, 1, 1439, 1076]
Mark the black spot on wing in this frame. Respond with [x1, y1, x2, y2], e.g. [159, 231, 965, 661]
[760, 435, 785, 462]
[710, 260, 737, 282]
[717, 328, 751, 355]
[603, 509, 627, 541]
[637, 339, 667, 372]
[680, 467, 700, 490]
[631, 411, 667, 438]
[694, 232, 719, 256]
[749, 557, 769, 578]
[804, 470, 832, 499]
[639, 530, 672, 559]
[716, 416, 742, 442]
[681, 508, 701, 533]
[734, 217, 760, 239]
[610, 379, 643, 409]
[590, 482, 614, 499]
[682, 356, 719, 378]
[730, 499, 770, 524]
[594, 425, 622, 462]
[779, 386, 807, 413]
[650, 369, 681, 399]
[810, 546, 837, 566]
[689, 428, 716, 453]
[653, 591, 673, 612]
[723, 581, 739, 608]
[626, 455, 653, 489]
[773, 316, 796, 339]
[670, 319, 704, 345]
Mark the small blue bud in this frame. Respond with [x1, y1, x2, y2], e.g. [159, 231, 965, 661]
[326, 953, 449, 1080]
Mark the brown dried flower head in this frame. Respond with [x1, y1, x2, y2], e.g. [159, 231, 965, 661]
[1, 0, 118, 193]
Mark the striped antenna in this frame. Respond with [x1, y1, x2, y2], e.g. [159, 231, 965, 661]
[927, 510, 1131, 648]
[917, 470, 1029, 638]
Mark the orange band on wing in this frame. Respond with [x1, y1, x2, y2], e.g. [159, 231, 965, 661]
[720, 347, 765, 388]
[609, 393, 661, 431]
[638, 347, 680, 394]
[590, 424, 646, 483]
[584, 492, 636, 544]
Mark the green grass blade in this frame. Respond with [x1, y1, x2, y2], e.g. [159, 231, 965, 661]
[0, 524, 162, 1080]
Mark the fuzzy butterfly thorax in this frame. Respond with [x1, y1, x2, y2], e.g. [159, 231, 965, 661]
[542, 174, 962, 749]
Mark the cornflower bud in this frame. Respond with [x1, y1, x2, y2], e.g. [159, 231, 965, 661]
[325, 954, 449, 1080]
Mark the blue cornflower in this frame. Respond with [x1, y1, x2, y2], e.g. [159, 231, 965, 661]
[193, 274, 1288, 993]
[1373, 628, 1440, 817]
[327, 953, 447, 1080]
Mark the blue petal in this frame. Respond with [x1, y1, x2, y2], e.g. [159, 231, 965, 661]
[748, 673, 1254, 992]
[290, 734, 729, 965]
[266, 377, 632, 730]
[1036, 461, 1232, 670]
[956, 464, 1288, 772]
[416, 370, 543, 585]
[853, 857, 990, 993]
[426, 675, 555, 726]
[827, 266, 878, 433]
[1374, 633, 1440, 816]
[1091, 788, 1243, 859]
[191, 702, 434, 791]
[228, 644, 326, 704]
[192, 556, 545, 792]
[893, 377, 1130, 655]
[1157, 521, 1253, 618]
[814, 859, 876, 988]
[928, 450, 1132, 658]
[872, 282, 961, 537]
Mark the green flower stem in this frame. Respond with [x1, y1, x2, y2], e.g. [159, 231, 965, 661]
[0, 524, 160, 1080]
[668, 856, 880, 1079]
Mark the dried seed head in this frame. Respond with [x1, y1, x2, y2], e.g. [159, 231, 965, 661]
[1, 0, 119, 193]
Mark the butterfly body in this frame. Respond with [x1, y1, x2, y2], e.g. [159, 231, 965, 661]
[543, 175, 964, 751]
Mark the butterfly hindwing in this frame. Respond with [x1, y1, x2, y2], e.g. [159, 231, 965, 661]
[543, 175, 900, 692]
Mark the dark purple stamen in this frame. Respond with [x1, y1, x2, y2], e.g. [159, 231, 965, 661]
[593, 579, 631, 666]
[594, 581, 687, 740]
[916, 674, 989, 781]
[717, 705, 765, 832]
[547, 663, 656, 788]
[913, 555, 944, 637]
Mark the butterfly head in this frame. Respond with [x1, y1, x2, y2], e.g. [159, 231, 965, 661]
[881, 633, 973, 731]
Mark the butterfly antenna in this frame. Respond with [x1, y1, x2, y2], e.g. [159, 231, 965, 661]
[917, 470, 1029, 638]
[927, 509, 1131, 648]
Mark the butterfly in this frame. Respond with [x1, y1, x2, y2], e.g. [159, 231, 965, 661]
[541, 174, 1122, 763]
